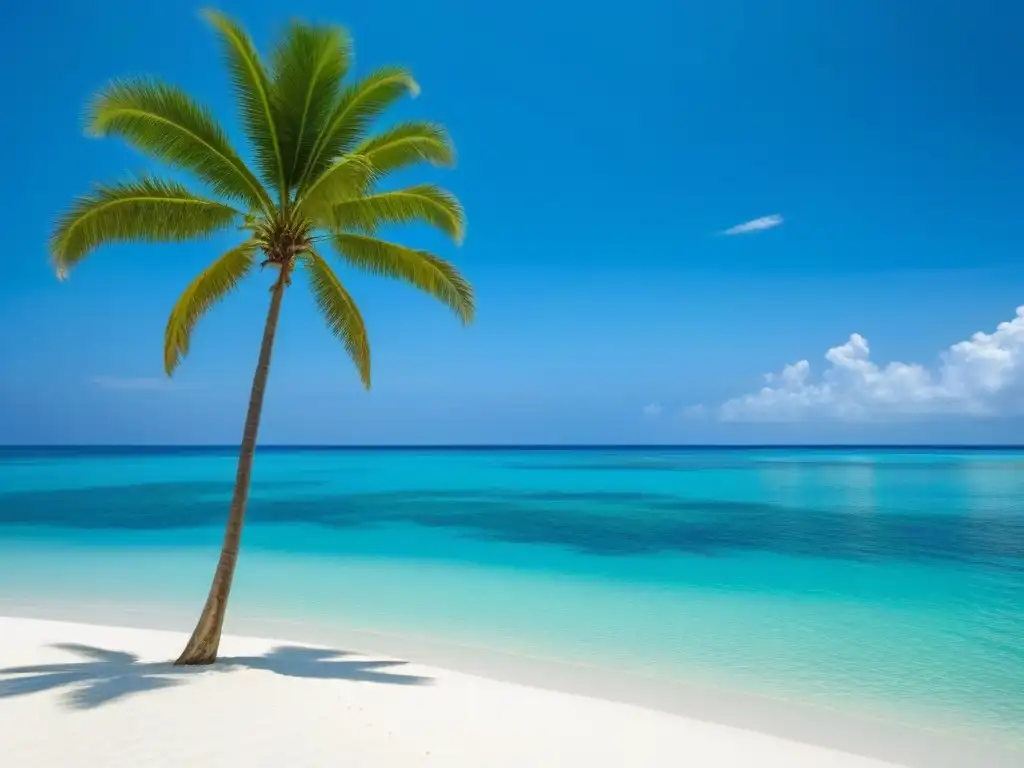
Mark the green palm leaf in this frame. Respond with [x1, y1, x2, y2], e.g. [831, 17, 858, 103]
[50, 177, 240, 274]
[294, 154, 376, 221]
[203, 8, 286, 201]
[297, 66, 419, 194]
[303, 250, 371, 387]
[332, 233, 474, 323]
[164, 240, 258, 374]
[87, 79, 271, 211]
[270, 20, 352, 189]
[331, 185, 465, 243]
[355, 121, 455, 177]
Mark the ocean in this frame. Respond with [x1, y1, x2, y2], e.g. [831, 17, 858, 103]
[0, 446, 1021, 753]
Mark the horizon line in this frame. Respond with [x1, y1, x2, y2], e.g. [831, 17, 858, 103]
[3, 444, 1024, 451]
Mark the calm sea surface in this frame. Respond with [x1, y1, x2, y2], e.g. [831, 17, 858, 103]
[0, 446, 1022, 748]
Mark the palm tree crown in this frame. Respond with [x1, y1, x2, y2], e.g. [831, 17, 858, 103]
[50, 9, 474, 386]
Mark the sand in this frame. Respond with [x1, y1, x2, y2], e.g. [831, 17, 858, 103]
[0, 616, 913, 768]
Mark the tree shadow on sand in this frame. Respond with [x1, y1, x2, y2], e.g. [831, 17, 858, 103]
[0, 642, 431, 710]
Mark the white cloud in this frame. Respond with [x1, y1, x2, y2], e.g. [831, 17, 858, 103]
[90, 376, 172, 392]
[642, 403, 663, 417]
[718, 306, 1024, 421]
[721, 214, 784, 236]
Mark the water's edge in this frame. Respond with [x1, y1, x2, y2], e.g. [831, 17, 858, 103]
[2, 597, 1019, 768]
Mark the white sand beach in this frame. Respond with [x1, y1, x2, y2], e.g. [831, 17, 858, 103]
[0, 616, 911, 768]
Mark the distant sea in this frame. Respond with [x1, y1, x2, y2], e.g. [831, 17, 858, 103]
[1, 446, 1022, 750]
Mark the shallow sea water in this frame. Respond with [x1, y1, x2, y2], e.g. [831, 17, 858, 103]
[0, 446, 1021, 749]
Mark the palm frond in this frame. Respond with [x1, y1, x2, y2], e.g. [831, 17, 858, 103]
[164, 240, 258, 374]
[355, 121, 455, 177]
[202, 8, 286, 201]
[302, 249, 371, 387]
[331, 185, 465, 243]
[294, 154, 375, 222]
[270, 20, 352, 190]
[87, 79, 271, 211]
[332, 233, 474, 324]
[297, 66, 419, 193]
[50, 177, 241, 274]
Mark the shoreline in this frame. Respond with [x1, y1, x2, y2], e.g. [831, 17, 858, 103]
[1, 603, 1019, 767]
[0, 615, 895, 768]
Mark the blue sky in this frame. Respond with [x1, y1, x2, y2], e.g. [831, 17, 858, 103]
[2, 0, 1023, 444]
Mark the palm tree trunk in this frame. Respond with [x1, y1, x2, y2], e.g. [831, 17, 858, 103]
[175, 265, 291, 666]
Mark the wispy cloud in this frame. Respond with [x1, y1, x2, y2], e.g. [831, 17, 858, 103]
[642, 403, 663, 417]
[721, 214, 784, 236]
[712, 306, 1024, 422]
[90, 376, 172, 392]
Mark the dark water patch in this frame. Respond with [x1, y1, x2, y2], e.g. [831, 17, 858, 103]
[405, 489, 670, 505]
[506, 458, 1024, 474]
[0, 480, 326, 529]
[365, 489, 777, 516]
[2, 483, 1023, 572]
[352, 492, 1024, 567]
[0, 447, 238, 461]
[503, 460, 756, 472]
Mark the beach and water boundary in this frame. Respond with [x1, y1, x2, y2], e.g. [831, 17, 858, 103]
[1, 446, 1022, 765]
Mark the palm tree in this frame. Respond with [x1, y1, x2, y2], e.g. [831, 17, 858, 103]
[49, 9, 474, 665]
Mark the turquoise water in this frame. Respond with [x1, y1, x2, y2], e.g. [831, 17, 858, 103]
[0, 446, 1022, 748]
